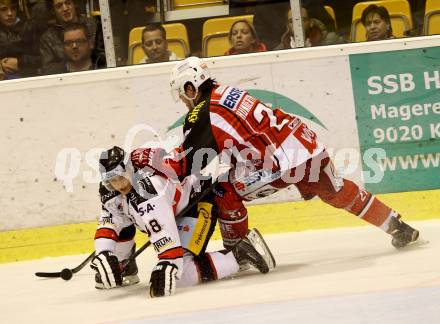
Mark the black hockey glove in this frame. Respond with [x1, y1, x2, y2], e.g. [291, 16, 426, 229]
[90, 251, 123, 289]
[149, 261, 178, 298]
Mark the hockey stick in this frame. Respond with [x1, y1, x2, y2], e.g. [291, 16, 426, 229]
[35, 251, 95, 280]
[35, 241, 152, 281]
[35, 178, 218, 280]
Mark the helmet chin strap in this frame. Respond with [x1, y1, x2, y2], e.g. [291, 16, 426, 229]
[188, 99, 195, 109]
[181, 87, 199, 109]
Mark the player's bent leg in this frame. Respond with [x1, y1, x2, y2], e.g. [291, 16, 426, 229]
[299, 156, 419, 248]
[116, 225, 140, 286]
[214, 182, 249, 250]
[119, 243, 140, 287]
[176, 228, 275, 288]
[176, 251, 240, 288]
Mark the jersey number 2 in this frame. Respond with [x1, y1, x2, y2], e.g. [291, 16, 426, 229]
[253, 104, 289, 131]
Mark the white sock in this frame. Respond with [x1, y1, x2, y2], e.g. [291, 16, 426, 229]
[207, 251, 239, 280]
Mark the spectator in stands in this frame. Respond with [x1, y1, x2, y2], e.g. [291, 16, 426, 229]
[139, 23, 180, 64]
[109, 0, 156, 64]
[60, 22, 96, 73]
[224, 20, 267, 55]
[302, 0, 337, 35]
[230, 0, 290, 50]
[407, 0, 426, 36]
[0, 0, 41, 79]
[39, 0, 97, 74]
[252, 1, 290, 50]
[275, 7, 342, 50]
[361, 4, 394, 41]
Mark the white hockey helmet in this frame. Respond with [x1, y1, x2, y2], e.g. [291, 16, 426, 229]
[170, 56, 211, 102]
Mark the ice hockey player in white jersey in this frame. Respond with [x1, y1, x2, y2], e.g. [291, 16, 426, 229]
[90, 146, 275, 297]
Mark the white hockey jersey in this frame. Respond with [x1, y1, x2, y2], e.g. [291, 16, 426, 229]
[94, 174, 192, 276]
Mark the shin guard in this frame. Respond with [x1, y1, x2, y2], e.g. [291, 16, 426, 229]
[215, 183, 249, 249]
[321, 179, 397, 231]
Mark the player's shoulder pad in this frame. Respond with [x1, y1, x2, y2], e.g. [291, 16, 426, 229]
[99, 182, 119, 204]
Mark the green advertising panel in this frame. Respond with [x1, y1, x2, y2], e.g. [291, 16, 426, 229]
[350, 47, 440, 193]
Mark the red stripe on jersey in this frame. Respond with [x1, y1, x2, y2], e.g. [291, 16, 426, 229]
[210, 111, 275, 164]
[117, 237, 134, 243]
[209, 102, 288, 157]
[211, 104, 261, 143]
[206, 253, 218, 280]
[194, 259, 202, 282]
[94, 228, 118, 241]
[210, 108, 269, 151]
[158, 246, 184, 260]
[210, 85, 298, 150]
[172, 186, 182, 215]
[293, 123, 318, 154]
[210, 124, 238, 150]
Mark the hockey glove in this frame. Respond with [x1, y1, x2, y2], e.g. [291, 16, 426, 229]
[149, 261, 178, 298]
[130, 147, 185, 179]
[90, 251, 123, 289]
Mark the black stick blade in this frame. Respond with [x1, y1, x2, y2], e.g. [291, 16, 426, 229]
[35, 271, 62, 278]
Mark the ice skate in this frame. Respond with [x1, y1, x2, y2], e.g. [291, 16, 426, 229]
[232, 229, 275, 274]
[246, 228, 276, 270]
[387, 216, 420, 249]
[95, 245, 140, 289]
[120, 256, 140, 287]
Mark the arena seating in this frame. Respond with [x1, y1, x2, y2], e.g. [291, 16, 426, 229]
[171, 0, 226, 10]
[423, 0, 440, 35]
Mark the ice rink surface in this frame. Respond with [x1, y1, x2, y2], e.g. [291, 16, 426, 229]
[2, 220, 439, 324]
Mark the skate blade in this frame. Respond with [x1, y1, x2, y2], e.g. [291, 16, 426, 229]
[122, 274, 140, 286]
[408, 237, 430, 247]
[247, 228, 276, 269]
[95, 274, 140, 289]
[396, 237, 430, 250]
[238, 262, 250, 272]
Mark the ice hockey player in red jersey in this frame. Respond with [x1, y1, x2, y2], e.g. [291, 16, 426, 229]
[131, 56, 420, 252]
[91, 146, 275, 297]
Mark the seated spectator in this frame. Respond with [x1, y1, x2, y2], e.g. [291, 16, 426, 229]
[251, 1, 290, 50]
[302, 0, 337, 34]
[109, 0, 156, 64]
[139, 23, 181, 64]
[275, 7, 342, 50]
[407, 0, 426, 36]
[361, 4, 394, 41]
[39, 0, 97, 74]
[0, 0, 41, 79]
[50, 22, 95, 73]
[224, 20, 267, 56]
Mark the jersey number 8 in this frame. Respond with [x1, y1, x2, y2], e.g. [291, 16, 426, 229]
[145, 219, 162, 236]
